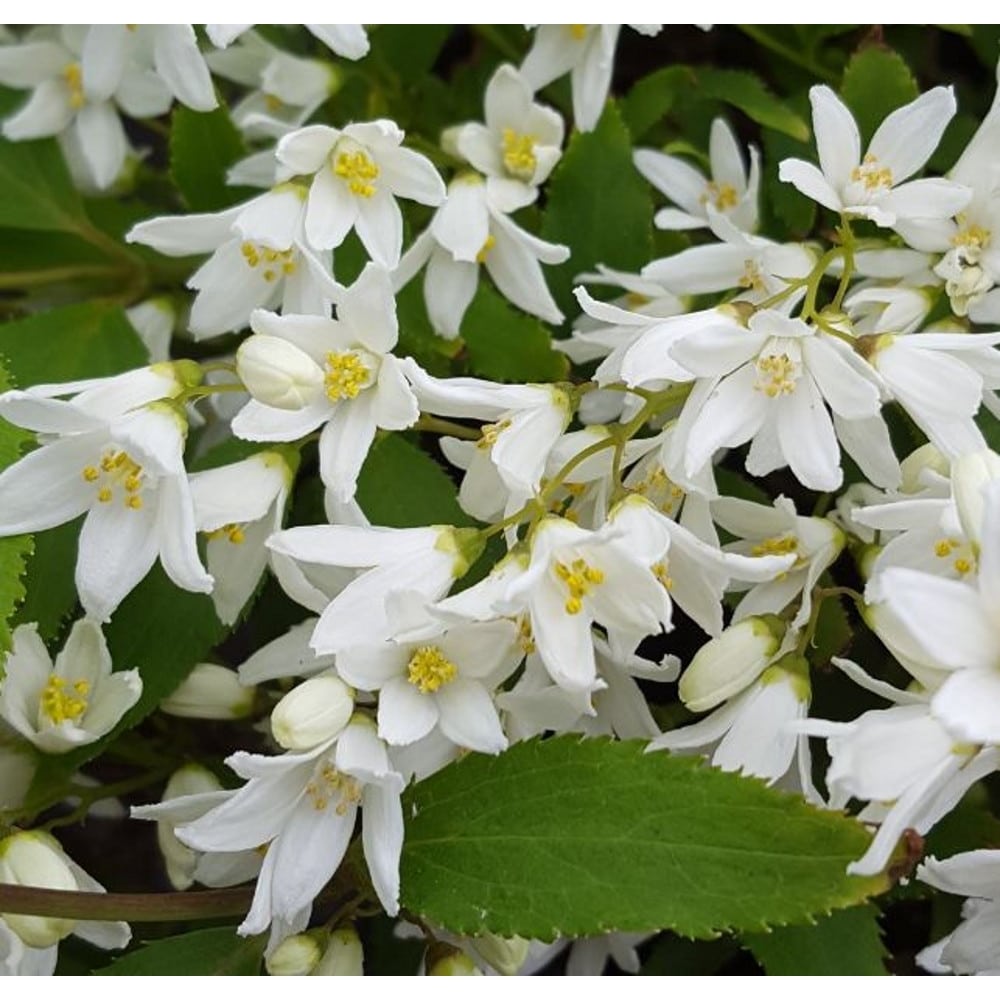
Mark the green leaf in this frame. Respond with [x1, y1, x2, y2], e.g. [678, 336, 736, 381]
[95, 927, 263, 976]
[400, 736, 886, 940]
[541, 102, 654, 317]
[356, 434, 472, 528]
[12, 519, 80, 643]
[0, 124, 84, 233]
[763, 124, 817, 237]
[695, 69, 811, 142]
[461, 285, 569, 383]
[170, 105, 254, 212]
[0, 302, 146, 387]
[368, 25, 452, 83]
[745, 904, 888, 975]
[0, 360, 33, 654]
[621, 66, 689, 142]
[840, 46, 919, 145]
[810, 594, 852, 669]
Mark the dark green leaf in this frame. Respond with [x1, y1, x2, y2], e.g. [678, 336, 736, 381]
[622, 66, 690, 142]
[810, 594, 852, 669]
[400, 736, 886, 940]
[95, 927, 263, 976]
[462, 285, 568, 383]
[170, 105, 254, 212]
[763, 125, 817, 237]
[12, 519, 80, 643]
[695, 69, 811, 142]
[745, 904, 888, 975]
[0, 302, 146, 387]
[840, 47, 919, 145]
[541, 102, 654, 317]
[356, 434, 472, 528]
[368, 25, 452, 83]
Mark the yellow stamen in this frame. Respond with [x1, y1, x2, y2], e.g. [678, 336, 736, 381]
[952, 223, 991, 249]
[476, 234, 496, 263]
[501, 128, 537, 180]
[82, 466, 99, 482]
[477, 418, 511, 450]
[851, 153, 893, 191]
[568, 24, 588, 39]
[324, 351, 371, 401]
[40, 675, 90, 725]
[751, 535, 799, 557]
[305, 763, 362, 814]
[86, 449, 145, 510]
[63, 62, 84, 109]
[333, 149, 379, 198]
[700, 181, 738, 212]
[406, 646, 458, 694]
[652, 560, 674, 590]
[554, 558, 604, 615]
[754, 353, 798, 397]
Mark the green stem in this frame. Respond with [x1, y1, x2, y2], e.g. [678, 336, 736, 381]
[42, 769, 173, 832]
[830, 218, 857, 313]
[414, 415, 480, 440]
[0, 264, 124, 290]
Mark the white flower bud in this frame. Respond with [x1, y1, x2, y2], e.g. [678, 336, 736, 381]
[0, 831, 77, 948]
[952, 450, 1000, 544]
[679, 616, 784, 713]
[313, 925, 364, 976]
[157, 765, 223, 891]
[427, 951, 482, 976]
[470, 933, 531, 975]
[236, 334, 323, 410]
[160, 663, 255, 720]
[266, 932, 323, 976]
[271, 674, 354, 750]
[899, 442, 948, 493]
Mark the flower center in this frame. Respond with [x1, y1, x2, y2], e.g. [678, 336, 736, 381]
[933, 537, 976, 576]
[632, 465, 685, 516]
[39, 676, 90, 725]
[333, 147, 379, 198]
[502, 128, 538, 180]
[568, 24, 589, 40]
[324, 350, 374, 401]
[207, 523, 246, 545]
[406, 646, 458, 694]
[63, 62, 84, 109]
[554, 558, 604, 615]
[851, 153, 893, 192]
[240, 242, 296, 282]
[701, 181, 738, 212]
[738, 259, 765, 292]
[951, 222, 991, 251]
[305, 762, 362, 815]
[652, 560, 674, 590]
[476, 417, 510, 450]
[82, 449, 146, 510]
[754, 352, 799, 397]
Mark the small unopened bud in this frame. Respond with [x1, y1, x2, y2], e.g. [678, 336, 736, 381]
[679, 615, 784, 713]
[157, 765, 223, 891]
[313, 925, 363, 976]
[427, 947, 482, 976]
[0, 831, 77, 948]
[271, 674, 354, 750]
[236, 335, 323, 410]
[471, 933, 531, 975]
[952, 450, 1000, 544]
[266, 932, 323, 976]
[160, 663, 255, 720]
[899, 443, 948, 493]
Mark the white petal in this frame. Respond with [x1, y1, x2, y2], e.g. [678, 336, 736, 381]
[304, 168, 356, 251]
[379, 146, 445, 206]
[425, 251, 477, 338]
[810, 85, 860, 192]
[777, 376, 842, 491]
[436, 679, 507, 754]
[277, 124, 339, 175]
[338, 262, 398, 355]
[362, 782, 403, 915]
[81, 25, 128, 103]
[868, 86, 957, 183]
[378, 677, 438, 745]
[2, 79, 73, 141]
[880, 178, 971, 224]
[932, 670, 1000, 745]
[318, 393, 377, 501]
[153, 25, 217, 111]
[72, 102, 126, 190]
[633, 149, 707, 217]
[0, 41, 69, 88]
[777, 158, 842, 213]
[355, 189, 403, 270]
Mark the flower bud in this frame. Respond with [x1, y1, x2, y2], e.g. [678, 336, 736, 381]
[952, 450, 1000, 544]
[899, 442, 948, 493]
[0, 831, 77, 947]
[160, 663, 255, 720]
[266, 931, 323, 976]
[679, 616, 785, 713]
[157, 765, 223, 891]
[271, 674, 354, 750]
[427, 948, 482, 976]
[470, 933, 531, 975]
[313, 925, 364, 976]
[236, 335, 323, 410]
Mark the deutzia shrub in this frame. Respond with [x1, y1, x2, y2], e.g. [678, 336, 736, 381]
[1, 23, 1000, 977]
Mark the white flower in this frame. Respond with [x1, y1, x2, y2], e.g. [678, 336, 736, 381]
[275, 119, 445, 267]
[445, 63, 563, 200]
[267, 523, 483, 655]
[190, 449, 294, 624]
[270, 673, 354, 751]
[394, 173, 569, 337]
[634, 117, 760, 232]
[0, 378, 212, 621]
[779, 84, 969, 229]
[520, 25, 661, 132]
[160, 663, 254, 721]
[337, 620, 520, 753]
[207, 24, 370, 62]
[232, 265, 418, 500]
[173, 719, 404, 943]
[127, 184, 341, 340]
[153, 764, 225, 891]
[0, 621, 140, 754]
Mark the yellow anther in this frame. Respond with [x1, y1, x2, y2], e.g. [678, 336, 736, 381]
[954, 557, 973, 575]
[227, 524, 245, 544]
[554, 558, 605, 615]
[476, 234, 496, 263]
[97, 487, 112, 503]
[307, 764, 362, 813]
[264, 93, 283, 112]
[88, 449, 145, 508]
[934, 538, 956, 557]
[124, 495, 143, 510]
[124, 474, 142, 492]
[40, 675, 90, 725]
[406, 646, 458, 694]
[476, 418, 510, 450]
[517, 616, 535, 654]
[263, 269, 276, 281]
[282, 260, 296, 275]
[754, 353, 798, 397]
[751, 535, 799, 557]
[738, 258, 765, 292]
[82, 466, 99, 482]
[625, 292, 650, 308]
[240, 241, 294, 275]
[324, 351, 371, 401]
[952, 223, 991, 249]
[63, 62, 84, 109]
[851, 153, 893, 191]
[568, 24, 588, 39]
[700, 181, 739, 212]
[652, 560, 674, 590]
[502, 128, 538, 180]
[333, 149, 379, 198]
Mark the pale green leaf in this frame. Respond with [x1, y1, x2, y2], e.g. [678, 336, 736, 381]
[400, 736, 886, 940]
[96, 927, 263, 976]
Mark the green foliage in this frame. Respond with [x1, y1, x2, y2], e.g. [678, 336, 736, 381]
[0, 126, 84, 233]
[621, 66, 689, 142]
[810, 595, 853, 669]
[356, 433, 472, 528]
[462, 285, 569, 383]
[763, 123, 818, 236]
[0, 302, 146, 387]
[541, 102, 654, 317]
[745, 904, 888, 975]
[170, 105, 254, 212]
[95, 927, 264, 976]
[840, 46, 919, 145]
[695, 69, 811, 142]
[11, 519, 79, 642]
[400, 736, 886, 940]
